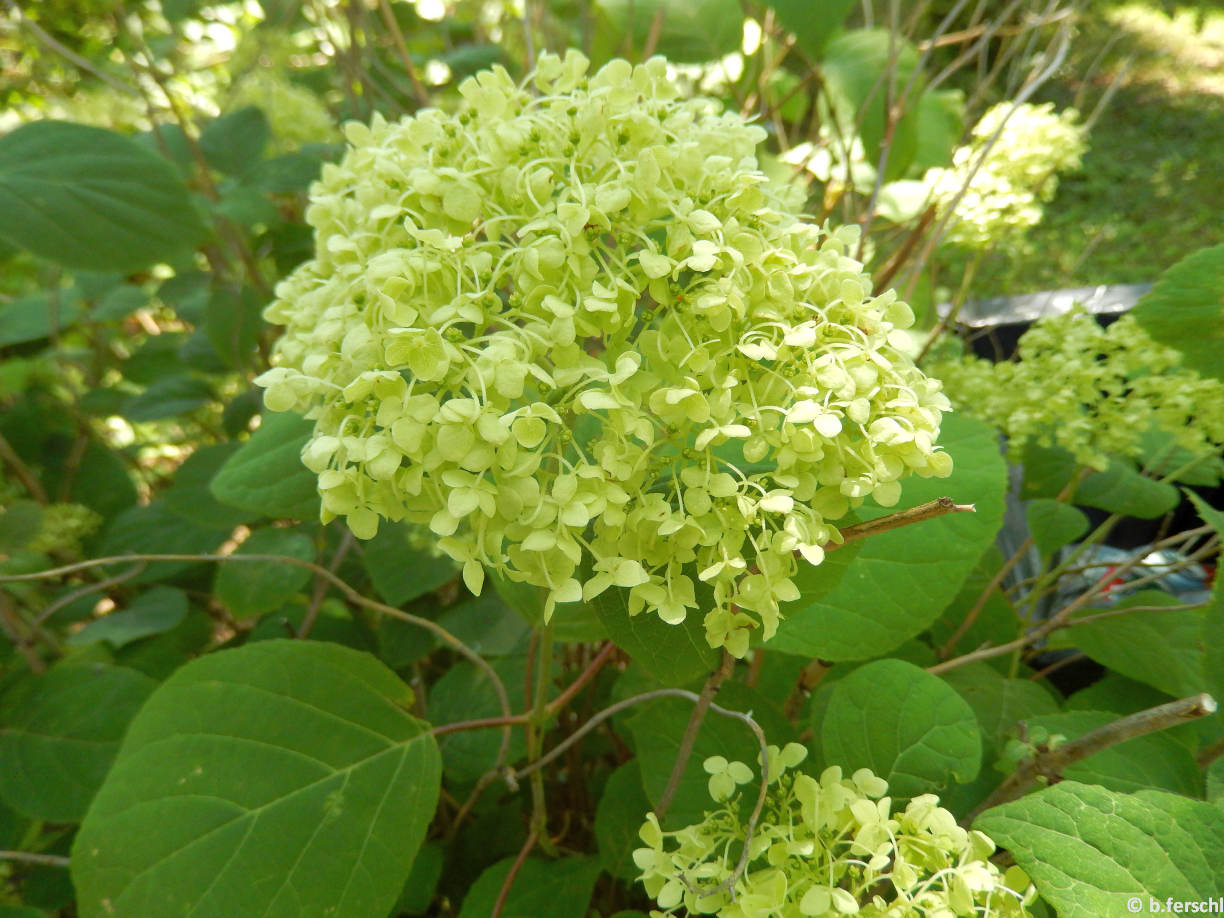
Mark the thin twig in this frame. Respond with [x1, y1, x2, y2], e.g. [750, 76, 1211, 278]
[968, 693, 1218, 821]
[0, 431, 48, 504]
[824, 497, 975, 554]
[491, 829, 538, 918]
[4, 0, 140, 97]
[297, 529, 354, 639]
[0, 850, 71, 868]
[34, 562, 146, 626]
[376, 0, 429, 105]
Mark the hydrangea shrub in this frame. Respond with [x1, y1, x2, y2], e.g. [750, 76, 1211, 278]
[634, 744, 1036, 917]
[256, 51, 953, 655]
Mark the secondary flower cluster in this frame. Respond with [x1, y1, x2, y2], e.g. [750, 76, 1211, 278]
[256, 51, 952, 654]
[934, 310, 1224, 469]
[924, 102, 1086, 249]
[228, 71, 338, 151]
[635, 745, 1034, 918]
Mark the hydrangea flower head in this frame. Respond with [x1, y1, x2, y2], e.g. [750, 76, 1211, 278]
[635, 748, 1035, 917]
[256, 51, 952, 654]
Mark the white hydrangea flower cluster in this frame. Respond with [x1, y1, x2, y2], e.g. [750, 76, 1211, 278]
[934, 310, 1224, 470]
[228, 72, 338, 151]
[925, 102, 1086, 250]
[256, 51, 953, 654]
[635, 745, 1035, 918]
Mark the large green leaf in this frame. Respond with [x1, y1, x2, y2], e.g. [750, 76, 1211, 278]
[976, 782, 1224, 912]
[1129, 243, 1224, 380]
[0, 292, 85, 347]
[457, 856, 602, 918]
[592, 581, 717, 686]
[1022, 711, 1201, 797]
[0, 121, 207, 272]
[210, 411, 321, 520]
[626, 683, 787, 830]
[1047, 590, 1206, 699]
[213, 527, 316, 616]
[771, 413, 1007, 660]
[0, 663, 156, 823]
[939, 664, 1060, 752]
[820, 659, 981, 797]
[1190, 493, 1224, 708]
[595, 761, 654, 880]
[72, 641, 441, 918]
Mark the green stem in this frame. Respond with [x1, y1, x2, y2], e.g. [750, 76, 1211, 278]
[526, 621, 556, 855]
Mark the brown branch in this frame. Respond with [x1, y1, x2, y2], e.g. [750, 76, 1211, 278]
[968, 693, 1218, 822]
[376, 0, 429, 105]
[490, 829, 538, 918]
[0, 431, 48, 504]
[823, 497, 975, 554]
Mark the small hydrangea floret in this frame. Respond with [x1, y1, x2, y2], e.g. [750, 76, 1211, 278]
[257, 51, 952, 654]
[635, 746, 1035, 917]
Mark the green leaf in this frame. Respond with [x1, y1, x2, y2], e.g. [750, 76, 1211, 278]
[911, 88, 965, 171]
[1025, 498, 1089, 557]
[241, 151, 327, 193]
[771, 413, 1007, 660]
[393, 840, 443, 915]
[200, 107, 270, 176]
[1075, 458, 1179, 519]
[362, 522, 457, 606]
[71, 640, 441, 918]
[492, 572, 607, 643]
[1023, 711, 1201, 797]
[457, 856, 602, 918]
[214, 527, 316, 616]
[163, 443, 258, 531]
[66, 586, 189, 649]
[121, 374, 213, 422]
[435, 594, 530, 658]
[0, 292, 85, 347]
[426, 655, 528, 783]
[821, 659, 981, 797]
[94, 283, 149, 321]
[595, 761, 654, 881]
[626, 686, 775, 829]
[1129, 243, 1224, 381]
[211, 411, 321, 520]
[0, 663, 156, 823]
[927, 546, 1023, 656]
[98, 501, 224, 582]
[1189, 492, 1224, 708]
[821, 28, 923, 176]
[939, 664, 1060, 752]
[0, 500, 42, 552]
[766, 0, 855, 60]
[1048, 590, 1206, 699]
[0, 121, 207, 272]
[204, 285, 264, 369]
[593, 0, 742, 64]
[592, 582, 717, 687]
[975, 782, 1224, 911]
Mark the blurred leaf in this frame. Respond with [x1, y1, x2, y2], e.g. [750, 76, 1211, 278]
[93, 283, 149, 321]
[241, 151, 326, 193]
[199, 107, 270, 176]
[204, 285, 264, 369]
[594, 0, 742, 64]
[1130, 243, 1224, 380]
[121, 374, 213, 422]
[1026, 498, 1089, 557]
[0, 292, 85, 347]
[767, 0, 855, 60]
[0, 121, 207, 272]
[1188, 493, 1224, 708]
[0, 663, 156, 822]
[0, 500, 42, 552]
[72, 641, 441, 918]
[163, 443, 257, 531]
[821, 659, 981, 797]
[66, 586, 189, 650]
[214, 527, 316, 616]
[210, 411, 321, 520]
[98, 501, 224, 582]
